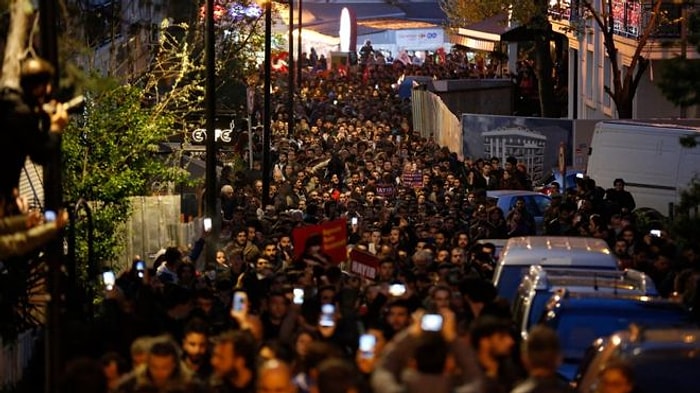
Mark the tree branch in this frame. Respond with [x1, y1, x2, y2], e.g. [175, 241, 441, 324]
[1, 0, 34, 89]
[630, 56, 648, 95]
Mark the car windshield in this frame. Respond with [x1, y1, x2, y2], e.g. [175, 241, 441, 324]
[550, 308, 689, 363]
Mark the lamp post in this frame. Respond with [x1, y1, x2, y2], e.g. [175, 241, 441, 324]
[297, 0, 303, 88]
[205, 0, 217, 268]
[679, 0, 689, 118]
[262, 0, 272, 208]
[288, 0, 295, 136]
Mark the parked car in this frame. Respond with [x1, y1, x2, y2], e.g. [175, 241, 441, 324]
[535, 168, 584, 195]
[486, 190, 551, 234]
[573, 326, 700, 393]
[492, 236, 619, 302]
[540, 290, 692, 381]
[512, 265, 657, 340]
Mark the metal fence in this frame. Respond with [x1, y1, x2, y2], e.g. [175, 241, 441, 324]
[412, 89, 464, 159]
[119, 195, 198, 271]
[0, 329, 40, 389]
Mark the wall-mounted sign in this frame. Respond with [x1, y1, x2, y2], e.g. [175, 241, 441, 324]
[395, 29, 444, 48]
[190, 119, 235, 145]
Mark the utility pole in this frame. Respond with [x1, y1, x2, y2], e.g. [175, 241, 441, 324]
[680, 0, 688, 118]
[39, 0, 62, 391]
[263, 0, 272, 207]
[205, 0, 217, 267]
[288, 0, 295, 137]
[297, 0, 303, 88]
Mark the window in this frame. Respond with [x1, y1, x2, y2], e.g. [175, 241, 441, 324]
[603, 56, 612, 107]
[586, 50, 594, 100]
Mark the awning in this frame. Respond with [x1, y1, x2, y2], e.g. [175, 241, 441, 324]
[448, 13, 508, 52]
[448, 33, 495, 51]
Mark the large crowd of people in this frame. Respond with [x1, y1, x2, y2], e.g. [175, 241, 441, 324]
[5, 48, 698, 393]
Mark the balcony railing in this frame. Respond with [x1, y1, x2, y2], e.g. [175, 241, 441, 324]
[548, 0, 684, 39]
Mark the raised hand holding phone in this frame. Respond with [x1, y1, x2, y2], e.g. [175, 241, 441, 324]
[102, 270, 116, 291]
[359, 334, 377, 359]
[293, 288, 304, 305]
[318, 303, 337, 338]
[356, 333, 379, 373]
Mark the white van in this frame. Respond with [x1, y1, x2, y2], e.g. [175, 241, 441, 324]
[492, 236, 619, 302]
[586, 121, 700, 215]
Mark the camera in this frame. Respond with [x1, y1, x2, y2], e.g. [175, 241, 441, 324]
[650, 229, 661, 237]
[203, 217, 212, 232]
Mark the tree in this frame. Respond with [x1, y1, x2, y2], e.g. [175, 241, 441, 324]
[61, 79, 191, 265]
[439, 0, 504, 26]
[530, 5, 558, 118]
[162, 0, 267, 112]
[579, 0, 664, 118]
[657, 12, 700, 110]
[670, 180, 700, 249]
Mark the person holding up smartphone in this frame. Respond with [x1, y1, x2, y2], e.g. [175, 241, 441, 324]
[355, 327, 388, 375]
[229, 291, 263, 341]
[0, 208, 69, 259]
[371, 308, 481, 393]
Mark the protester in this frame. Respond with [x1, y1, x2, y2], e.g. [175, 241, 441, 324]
[511, 326, 574, 393]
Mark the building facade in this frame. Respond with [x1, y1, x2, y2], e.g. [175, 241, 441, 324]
[551, 0, 700, 119]
[483, 127, 547, 181]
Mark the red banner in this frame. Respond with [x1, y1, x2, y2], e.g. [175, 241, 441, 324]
[292, 219, 348, 264]
[348, 249, 380, 279]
